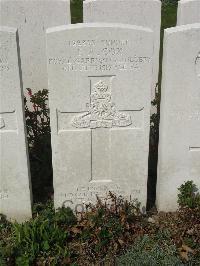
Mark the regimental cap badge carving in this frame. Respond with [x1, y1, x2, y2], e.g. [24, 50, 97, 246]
[94, 80, 108, 93]
[71, 79, 132, 129]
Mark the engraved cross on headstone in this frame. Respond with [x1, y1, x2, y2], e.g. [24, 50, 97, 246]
[58, 76, 144, 183]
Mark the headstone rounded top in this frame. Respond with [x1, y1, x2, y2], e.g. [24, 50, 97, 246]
[177, 0, 200, 25]
[165, 23, 200, 34]
[46, 22, 153, 34]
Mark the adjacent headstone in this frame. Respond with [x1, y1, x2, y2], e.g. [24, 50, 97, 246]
[157, 24, 200, 211]
[177, 0, 200, 25]
[0, 26, 32, 222]
[0, 0, 71, 95]
[47, 23, 154, 210]
[83, 0, 161, 99]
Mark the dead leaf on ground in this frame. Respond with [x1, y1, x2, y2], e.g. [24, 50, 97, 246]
[118, 239, 124, 246]
[178, 244, 195, 261]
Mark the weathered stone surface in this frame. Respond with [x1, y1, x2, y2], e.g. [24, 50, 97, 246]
[177, 0, 200, 25]
[83, 0, 161, 99]
[47, 23, 154, 210]
[157, 24, 200, 211]
[0, 26, 32, 222]
[0, 0, 71, 94]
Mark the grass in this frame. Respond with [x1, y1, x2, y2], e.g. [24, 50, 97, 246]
[71, 0, 83, 24]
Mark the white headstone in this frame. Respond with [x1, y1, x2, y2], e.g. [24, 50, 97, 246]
[177, 0, 200, 25]
[47, 23, 154, 210]
[157, 24, 200, 211]
[0, 0, 71, 94]
[0, 26, 32, 222]
[83, 0, 161, 100]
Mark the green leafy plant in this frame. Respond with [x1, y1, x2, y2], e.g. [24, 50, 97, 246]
[6, 201, 77, 265]
[178, 181, 200, 209]
[25, 89, 50, 146]
[71, 0, 83, 24]
[24, 89, 52, 203]
[0, 214, 13, 265]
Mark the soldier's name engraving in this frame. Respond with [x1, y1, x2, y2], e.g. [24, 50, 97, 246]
[49, 38, 150, 72]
